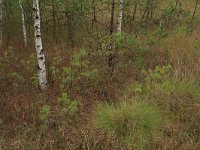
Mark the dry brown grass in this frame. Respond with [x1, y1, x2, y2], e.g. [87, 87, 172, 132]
[163, 26, 200, 79]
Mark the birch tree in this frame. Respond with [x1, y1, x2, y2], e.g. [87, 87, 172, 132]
[0, 0, 2, 49]
[19, 0, 27, 47]
[33, 0, 47, 90]
[117, 0, 123, 33]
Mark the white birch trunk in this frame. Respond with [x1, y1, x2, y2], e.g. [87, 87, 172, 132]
[19, 0, 27, 47]
[0, 0, 2, 48]
[33, 0, 47, 90]
[117, 0, 123, 34]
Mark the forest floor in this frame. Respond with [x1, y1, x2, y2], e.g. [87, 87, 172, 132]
[1, 2, 200, 148]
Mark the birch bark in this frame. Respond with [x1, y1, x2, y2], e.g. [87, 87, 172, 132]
[117, 0, 123, 33]
[19, 0, 27, 47]
[33, 0, 47, 90]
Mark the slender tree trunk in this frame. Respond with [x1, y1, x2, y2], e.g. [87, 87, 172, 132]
[132, 1, 138, 23]
[92, 0, 96, 29]
[141, 0, 149, 21]
[0, 0, 2, 49]
[177, 0, 182, 25]
[33, 0, 47, 90]
[66, 12, 74, 48]
[5, 1, 12, 49]
[108, 0, 115, 69]
[52, 0, 57, 44]
[130, 1, 137, 33]
[19, 0, 27, 47]
[191, 0, 199, 29]
[117, 0, 123, 33]
[167, 0, 179, 27]
[150, 0, 153, 20]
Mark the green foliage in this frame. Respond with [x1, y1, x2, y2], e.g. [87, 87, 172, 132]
[8, 72, 25, 82]
[49, 48, 100, 90]
[102, 33, 135, 56]
[80, 68, 99, 79]
[146, 37, 158, 46]
[134, 55, 145, 68]
[0, 118, 3, 125]
[140, 65, 172, 95]
[61, 67, 73, 88]
[58, 92, 79, 116]
[134, 82, 143, 95]
[71, 49, 89, 68]
[161, 0, 180, 23]
[58, 92, 70, 104]
[8, 72, 25, 90]
[112, 33, 127, 48]
[125, 65, 171, 97]
[49, 56, 61, 83]
[39, 105, 51, 127]
[31, 73, 39, 88]
[3, 47, 15, 59]
[137, 0, 162, 12]
[91, 98, 163, 149]
[140, 65, 200, 100]
[175, 25, 190, 36]
[155, 27, 169, 39]
[142, 65, 172, 82]
[127, 38, 151, 69]
[67, 49, 99, 84]
[0, 47, 15, 72]
[161, 79, 200, 99]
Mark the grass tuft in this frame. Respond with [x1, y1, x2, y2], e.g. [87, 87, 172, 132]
[91, 98, 163, 148]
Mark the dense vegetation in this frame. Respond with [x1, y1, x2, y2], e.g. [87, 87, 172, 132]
[0, 0, 200, 149]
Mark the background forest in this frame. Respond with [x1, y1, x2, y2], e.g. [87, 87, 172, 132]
[0, 0, 200, 149]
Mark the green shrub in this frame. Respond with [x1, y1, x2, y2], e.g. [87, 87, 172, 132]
[39, 105, 51, 128]
[91, 98, 163, 149]
[58, 92, 79, 116]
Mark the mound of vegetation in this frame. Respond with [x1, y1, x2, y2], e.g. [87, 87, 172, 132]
[91, 98, 164, 149]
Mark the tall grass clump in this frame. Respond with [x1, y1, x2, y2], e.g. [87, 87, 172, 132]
[91, 98, 164, 149]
